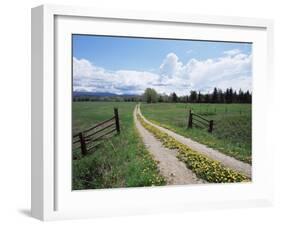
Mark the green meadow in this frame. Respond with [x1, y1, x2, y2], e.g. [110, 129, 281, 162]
[72, 101, 251, 189]
[141, 103, 252, 163]
[72, 102, 165, 190]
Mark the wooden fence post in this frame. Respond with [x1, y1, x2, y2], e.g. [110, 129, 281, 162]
[79, 132, 87, 155]
[188, 109, 193, 128]
[208, 120, 214, 133]
[114, 108, 120, 134]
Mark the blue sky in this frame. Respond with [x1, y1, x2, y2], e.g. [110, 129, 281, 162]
[73, 35, 252, 95]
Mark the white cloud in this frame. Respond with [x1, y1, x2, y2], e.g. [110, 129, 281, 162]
[186, 53, 252, 92]
[159, 53, 184, 79]
[73, 49, 252, 96]
[223, 49, 241, 56]
[73, 57, 160, 95]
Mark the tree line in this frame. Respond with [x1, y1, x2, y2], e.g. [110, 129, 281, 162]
[73, 87, 252, 104]
[143, 87, 252, 104]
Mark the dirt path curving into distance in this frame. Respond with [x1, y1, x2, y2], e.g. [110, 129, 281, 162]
[134, 106, 204, 185]
[137, 105, 251, 178]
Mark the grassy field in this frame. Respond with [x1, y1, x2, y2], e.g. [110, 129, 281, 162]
[72, 102, 165, 190]
[141, 103, 252, 164]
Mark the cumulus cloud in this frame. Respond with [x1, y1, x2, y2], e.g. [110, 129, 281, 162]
[73, 49, 252, 96]
[159, 53, 184, 79]
[186, 53, 252, 92]
[223, 49, 241, 56]
[73, 57, 160, 95]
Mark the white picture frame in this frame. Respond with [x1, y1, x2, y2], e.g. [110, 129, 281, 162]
[31, 4, 274, 221]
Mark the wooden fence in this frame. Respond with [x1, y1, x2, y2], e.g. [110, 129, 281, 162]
[72, 108, 120, 156]
[188, 109, 214, 133]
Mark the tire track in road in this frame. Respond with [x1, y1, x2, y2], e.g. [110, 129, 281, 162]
[134, 106, 204, 185]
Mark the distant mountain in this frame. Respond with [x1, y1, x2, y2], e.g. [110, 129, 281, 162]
[73, 91, 117, 97]
[73, 91, 140, 97]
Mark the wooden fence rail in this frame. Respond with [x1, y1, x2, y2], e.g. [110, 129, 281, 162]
[72, 108, 120, 156]
[188, 109, 214, 133]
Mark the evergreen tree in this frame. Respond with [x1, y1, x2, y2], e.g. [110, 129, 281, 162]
[205, 93, 210, 103]
[189, 91, 198, 103]
[225, 88, 230, 103]
[229, 88, 233, 103]
[171, 92, 178, 103]
[212, 87, 218, 103]
[198, 91, 202, 103]
[158, 95, 163, 102]
[218, 89, 224, 103]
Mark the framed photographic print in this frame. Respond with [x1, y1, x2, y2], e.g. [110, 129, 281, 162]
[31, 4, 274, 221]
